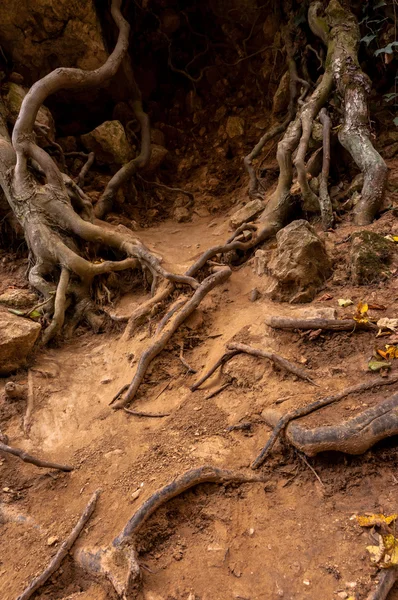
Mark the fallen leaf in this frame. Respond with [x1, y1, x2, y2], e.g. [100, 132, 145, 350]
[385, 345, 398, 359]
[318, 293, 333, 301]
[368, 359, 392, 372]
[368, 303, 386, 311]
[353, 301, 369, 324]
[377, 318, 398, 332]
[367, 533, 398, 568]
[338, 298, 353, 307]
[357, 514, 398, 527]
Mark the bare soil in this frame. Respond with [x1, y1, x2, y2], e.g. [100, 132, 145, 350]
[1, 161, 398, 600]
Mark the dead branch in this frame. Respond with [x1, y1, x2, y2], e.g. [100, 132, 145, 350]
[191, 341, 315, 391]
[179, 344, 197, 374]
[0, 441, 73, 471]
[23, 370, 34, 435]
[112, 267, 232, 409]
[123, 408, 170, 418]
[365, 568, 398, 600]
[318, 108, 333, 229]
[251, 375, 398, 469]
[264, 316, 377, 332]
[17, 490, 100, 600]
[205, 382, 232, 400]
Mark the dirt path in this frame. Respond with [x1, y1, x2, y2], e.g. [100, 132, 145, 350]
[1, 210, 398, 600]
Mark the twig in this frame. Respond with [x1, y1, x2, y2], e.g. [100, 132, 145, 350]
[23, 370, 34, 435]
[123, 407, 170, 418]
[265, 316, 377, 332]
[205, 382, 231, 399]
[112, 268, 231, 409]
[226, 422, 252, 432]
[191, 342, 315, 391]
[179, 344, 197, 374]
[252, 375, 398, 469]
[17, 490, 100, 600]
[137, 174, 194, 207]
[365, 568, 398, 600]
[0, 442, 73, 471]
[296, 450, 324, 487]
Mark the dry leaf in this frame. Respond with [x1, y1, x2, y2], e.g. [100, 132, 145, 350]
[367, 533, 398, 568]
[368, 358, 392, 372]
[368, 303, 386, 311]
[357, 514, 398, 527]
[318, 293, 333, 301]
[377, 318, 398, 332]
[338, 298, 353, 307]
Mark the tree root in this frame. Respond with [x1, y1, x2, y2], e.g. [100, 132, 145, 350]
[23, 370, 34, 435]
[76, 466, 265, 599]
[365, 569, 398, 600]
[123, 408, 170, 418]
[0, 441, 73, 471]
[76, 151, 95, 188]
[191, 341, 316, 391]
[17, 490, 100, 600]
[264, 316, 377, 332]
[251, 375, 398, 469]
[318, 108, 333, 229]
[112, 267, 231, 409]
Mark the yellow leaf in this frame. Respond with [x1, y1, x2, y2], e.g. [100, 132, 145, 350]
[393, 236, 398, 242]
[353, 301, 369, 324]
[357, 514, 398, 527]
[366, 533, 398, 568]
[338, 298, 354, 307]
[385, 345, 398, 359]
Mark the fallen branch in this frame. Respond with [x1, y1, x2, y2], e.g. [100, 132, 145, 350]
[17, 490, 100, 600]
[252, 375, 398, 469]
[205, 382, 231, 400]
[179, 344, 196, 374]
[123, 408, 170, 418]
[112, 267, 232, 409]
[23, 370, 34, 435]
[77, 466, 265, 598]
[191, 341, 315, 391]
[265, 316, 377, 332]
[365, 568, 398, 600]
[0, 442, 73, 471]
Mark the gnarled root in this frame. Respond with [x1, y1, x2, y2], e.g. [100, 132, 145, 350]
[112, 267, 231, 409]
[365, 569, 398, 600]
[0, 441, 73, 471]
[252, 376, 398, 468]
[326, 0, 388, 225]
[76, 466, 265, 599]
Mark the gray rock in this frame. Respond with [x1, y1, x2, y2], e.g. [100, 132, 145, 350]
[142, 144, 168, 174]
[0, 311, 41, 374]
[81, 120, 132, 165]
[0, 288, 38, 308]
[230, 199, 264, 229]
[266, 220, 332, 303]
[350, 231, 393, 285]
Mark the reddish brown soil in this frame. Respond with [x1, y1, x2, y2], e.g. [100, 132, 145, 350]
[1, 160, 398, 600]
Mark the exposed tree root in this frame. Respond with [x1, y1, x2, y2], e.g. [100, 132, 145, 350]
[17, 490, 100, 600]
[76, 151, 95, 188]
[76, 466, 266, 599]
[252, 375, 398, 469]
[112, 267, 231, 409]
[365, 569, 398, 600]
[191, 341, 315, 391]
[23, 370, 34, 435]
[0, 441, 73, 471]
[318, 108, 333, 229]
[263, 392, 398, 457]
[265, 316, 377, 332]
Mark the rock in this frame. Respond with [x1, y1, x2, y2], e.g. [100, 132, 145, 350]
[350, 231, 393, 285]
[226, 116, 244, 139]
[150, 128, 166, 147]
[81, 121, 132, 166]
[0, 311, 41, 375]
[266, 220, 332, 303]
[0, 0, 107, 82]
[142, 144, 168, 174]
[272, 71, 290, 116]
[0, 288, 37, 308]
[230, 199, 264, 229]
[3, 82, 55, 142]
[61, 585, 108, 600]
[174, 206, 191, 223]
[253, 249, 271, 275]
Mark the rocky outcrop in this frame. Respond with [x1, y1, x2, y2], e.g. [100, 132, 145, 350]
[81, 121, 132, 166]
[266, 220, 332, 303]
[0, 288, 38, 308]
[350, 231, 393, 284]
[0, 311, 41, 374]
[0, 0, 107, 83]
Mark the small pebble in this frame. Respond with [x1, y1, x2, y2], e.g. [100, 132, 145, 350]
[248, 528, 255, 536]
[337, 593, 348, 599]
[249, 288, 259, 302]
[131, 488, 141, 501]
[303, 580, 310, 586]
[47, 536, 59, 546]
